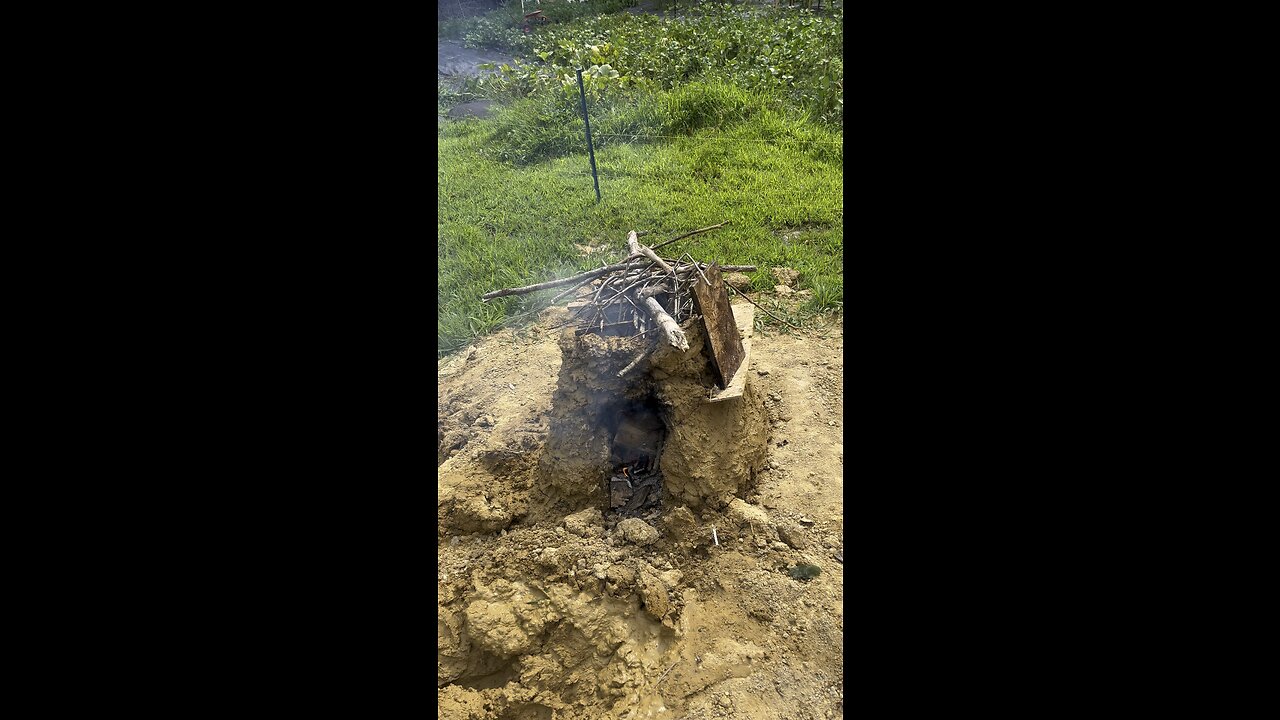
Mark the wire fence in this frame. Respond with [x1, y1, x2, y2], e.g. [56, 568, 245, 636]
[588, 132, 843, 145]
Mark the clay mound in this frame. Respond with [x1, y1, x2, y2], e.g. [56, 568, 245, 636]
[437, 307, 845, 720]
[537, 318, 768, 511]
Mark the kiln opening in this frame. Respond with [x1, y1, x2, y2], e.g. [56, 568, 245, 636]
[604, 395, 668, 517]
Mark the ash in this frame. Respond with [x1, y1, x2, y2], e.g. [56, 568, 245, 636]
[608, 459, 663, 518]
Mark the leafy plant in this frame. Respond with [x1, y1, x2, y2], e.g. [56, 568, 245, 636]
[445, 2, 843, 124]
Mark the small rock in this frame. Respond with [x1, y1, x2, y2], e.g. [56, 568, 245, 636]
[771, 266, 800, 288]
[757, 369, 770, 376]
[564, 507, 604, 538]
[797, 516, 816, 526]
[771, 541, 789, 552]
[726, 498, 771, 531]
[616, 518, 660, 546]
[724, 272, 752, 289]
[774, 284, 794, 297]
[777, 523, 808, 549]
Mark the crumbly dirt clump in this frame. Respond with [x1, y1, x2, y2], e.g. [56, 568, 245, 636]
[438, 304, 844, 720]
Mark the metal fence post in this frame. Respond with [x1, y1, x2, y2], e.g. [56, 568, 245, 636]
[576, 68, 602, 204]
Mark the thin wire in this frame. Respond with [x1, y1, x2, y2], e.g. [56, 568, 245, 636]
[591, 133, 844, 145]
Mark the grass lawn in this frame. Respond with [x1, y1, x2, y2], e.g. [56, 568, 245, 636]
[438, 118, 843, 356]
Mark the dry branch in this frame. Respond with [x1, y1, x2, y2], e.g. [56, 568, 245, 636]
[548, 275, 596, 305]
[649, 221, 732, 252]
[480, 261, 750, 301]
[617, 348, 648, 377]
[480, 224, 764, 348]
[643, 296, 688, 350]
[480, 259, 646, 300]
[675, 264, 756, 274]
[724, 281, 803, 330]
[626, 230, 675, 276]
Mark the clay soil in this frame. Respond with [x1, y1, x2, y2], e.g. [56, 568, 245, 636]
[438, 302, 844, 720]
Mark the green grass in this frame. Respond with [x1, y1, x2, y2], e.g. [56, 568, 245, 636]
[438, 2, 843, 357]
[438, 90, 843, 356]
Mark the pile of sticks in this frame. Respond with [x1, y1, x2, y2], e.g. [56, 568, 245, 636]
[481, 224, 755, 354]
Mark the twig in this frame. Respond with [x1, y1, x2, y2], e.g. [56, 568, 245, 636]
[549, 275, 596, 305]
[650, 221, 732, 252]
[657, 661, 679, 686]
[616, 290, 645, 314]
[724, 282, 804, 330]
[611, 272, 655, 300]
[481, 258, 647, 300]
[627, 230, 675, 276]
[673, 259, 682, 321]
[594, 273, 614, 304]
[617, 347, 649, 377]
[674, 264, 757, 274]
[574, 303, 604, 331]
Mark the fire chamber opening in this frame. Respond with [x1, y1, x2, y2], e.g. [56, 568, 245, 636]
[605, 395, 668, 516]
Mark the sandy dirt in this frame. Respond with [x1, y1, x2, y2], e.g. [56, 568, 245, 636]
[438, 297, 843, 720]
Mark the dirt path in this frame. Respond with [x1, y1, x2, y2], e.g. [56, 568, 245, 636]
[438, 303, 843, 719]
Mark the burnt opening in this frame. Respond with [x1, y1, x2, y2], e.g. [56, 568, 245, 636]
[604, 394, 668, 517]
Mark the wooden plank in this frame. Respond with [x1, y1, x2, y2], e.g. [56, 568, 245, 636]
[708, 304, 755, 403]
[691, 263, 745, 389]
[708, 337, 752, 403]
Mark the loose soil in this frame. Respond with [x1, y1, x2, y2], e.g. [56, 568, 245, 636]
[438, 301, 844, 720]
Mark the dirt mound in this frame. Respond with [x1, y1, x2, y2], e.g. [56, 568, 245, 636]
[438, 304, 844, 719]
